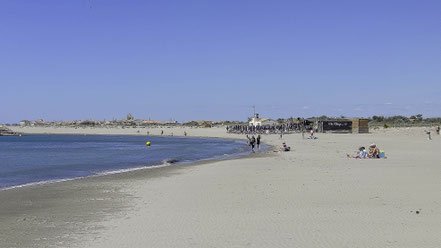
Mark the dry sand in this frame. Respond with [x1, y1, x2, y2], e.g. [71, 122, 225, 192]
[1, 126, 441, 248]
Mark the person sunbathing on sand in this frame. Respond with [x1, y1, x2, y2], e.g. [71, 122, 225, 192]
[281, 142, 291, 152]
[368, 143, 380, 158]
[347, 147, 367, 159]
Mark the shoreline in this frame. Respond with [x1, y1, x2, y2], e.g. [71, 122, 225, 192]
[1, 131, 270, 192]
[0, 132, 273, 248]
[0, 143, 270, 193]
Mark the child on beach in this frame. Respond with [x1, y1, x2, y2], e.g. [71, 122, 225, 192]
[281, 142, 291, 152]
[347, 147, 368, 159]
[307, 129, 318, 139]
[310, 129, 314, 138]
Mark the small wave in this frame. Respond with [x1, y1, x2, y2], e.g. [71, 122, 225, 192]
[0, 177, 82, 191]
[94, 163, 171, 176]
[162, 158, 180, 164]
[1, 159, 188, 191]
[1, 163, 171, 191]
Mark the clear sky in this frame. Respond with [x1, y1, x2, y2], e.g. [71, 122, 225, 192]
[1, 0, 440, 123]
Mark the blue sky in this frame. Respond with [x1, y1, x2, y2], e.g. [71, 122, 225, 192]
[1, 0, 440, 123]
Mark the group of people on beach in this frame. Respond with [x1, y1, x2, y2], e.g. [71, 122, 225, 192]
[246, 135, 261, 152]
[347, 143, 383, 159]
[244, 125, 440, 157]
[427, 126, 440, 140]
[228, 124, 304, 135]
[152, 130, 187, 137]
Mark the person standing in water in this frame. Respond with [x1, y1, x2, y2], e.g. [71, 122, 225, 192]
[250, 135, 256, 153]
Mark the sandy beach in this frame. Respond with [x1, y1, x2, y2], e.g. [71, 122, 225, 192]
[1, 126, 441, 247]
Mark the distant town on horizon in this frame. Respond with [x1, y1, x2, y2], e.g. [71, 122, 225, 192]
[3, 113, 441, 128]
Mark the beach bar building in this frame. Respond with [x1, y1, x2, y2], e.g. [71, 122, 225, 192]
[351, 118, 369, 133]
[314, 119, 353, 133]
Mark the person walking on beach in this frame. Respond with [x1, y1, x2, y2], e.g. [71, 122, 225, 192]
[184, 131, 187, 136]
[161, 130, 164, 136]
[147, 131, 149, 136]
[436, 126, 440, 135]
[301, 125, 305, 139]
[426, 130, 432, 140]
[256, 135, 261, 150]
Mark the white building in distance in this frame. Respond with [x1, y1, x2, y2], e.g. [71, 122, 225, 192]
[249, 113, 277, 126]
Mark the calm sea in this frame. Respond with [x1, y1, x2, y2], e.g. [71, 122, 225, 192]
[0, 135, 249, 189]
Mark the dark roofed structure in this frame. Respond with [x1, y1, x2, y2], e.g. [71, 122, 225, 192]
[311, 118, 369, 133]
[309, 118, 353, 133]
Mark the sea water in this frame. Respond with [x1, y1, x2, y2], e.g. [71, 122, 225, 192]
[0, 135, 249, 189]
